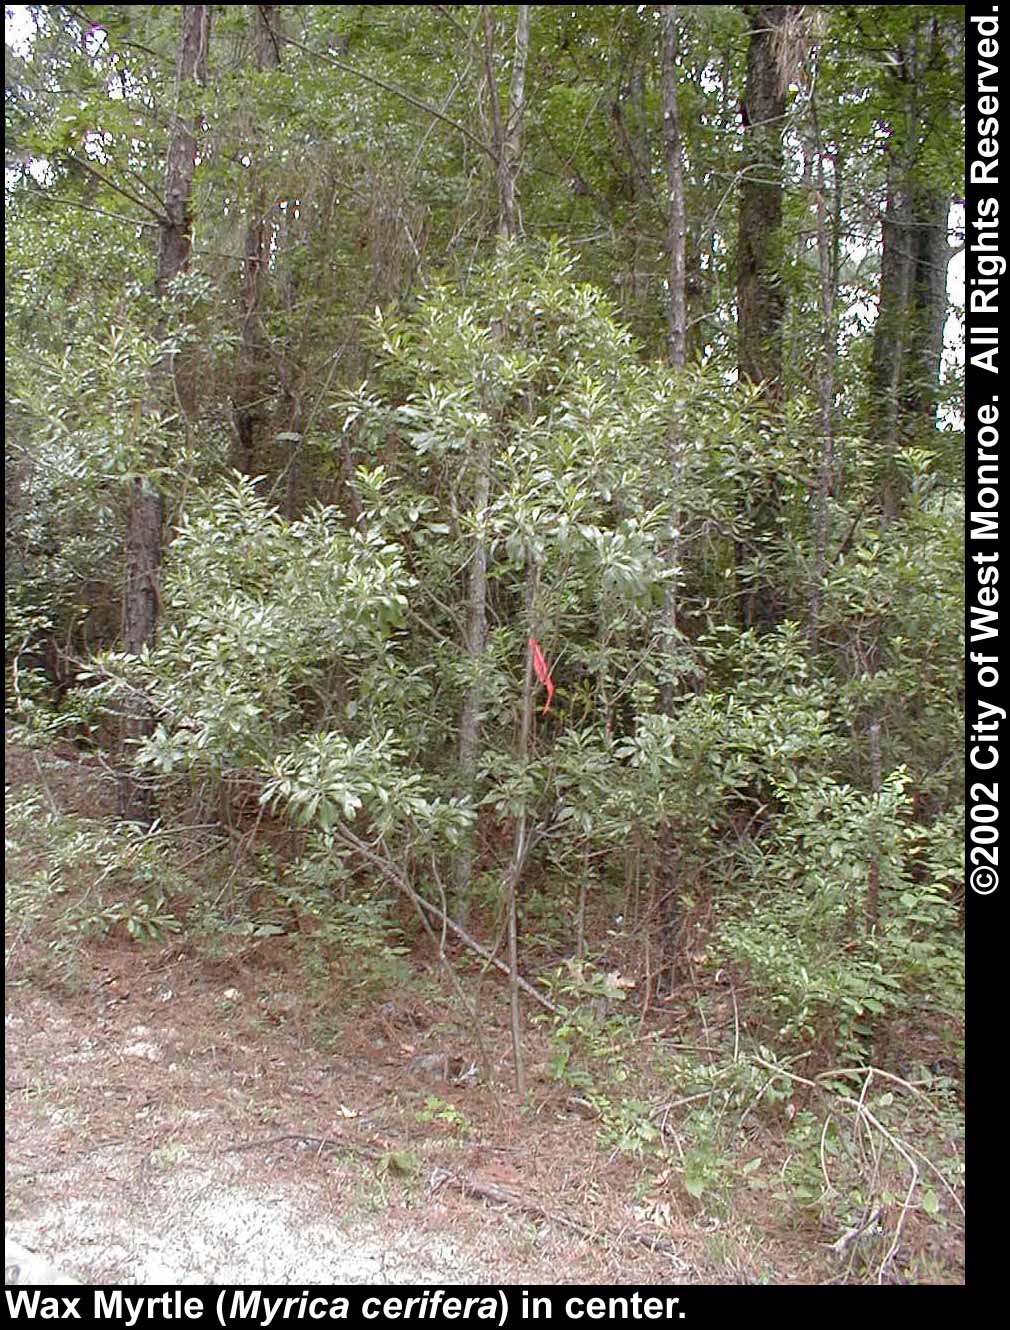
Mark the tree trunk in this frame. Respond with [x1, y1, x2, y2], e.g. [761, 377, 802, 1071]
[453, 7, 530, 917]
[611, 38, 653, 332]
[501, 4, 530, 242]
[735, 4, 795, 632]
[659, 1, 686, 699]
[118, 4, 210, 823]
[737, 5, 791, 396]
[661, 6, 686, 373]
[901, 187, 950, 431]
[480, 4, 530, 242]
[870, 156, 914, 522]
[156, 5, 211, 331]
[866, 718, 882, 937]
[871, 15, 952, 522]
[119, 477, 165, 823]
[876, 184, 949, 523]
[232, 5, 281, 478]
[809, 105, 838, 638]
[656, 5, 687, 991]
[504, 559, 539, 1095]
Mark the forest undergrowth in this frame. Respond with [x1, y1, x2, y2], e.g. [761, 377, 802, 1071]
[5, 727, 964, 1285]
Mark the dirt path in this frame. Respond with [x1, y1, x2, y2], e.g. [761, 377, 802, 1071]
[5, 934, 703, 1287]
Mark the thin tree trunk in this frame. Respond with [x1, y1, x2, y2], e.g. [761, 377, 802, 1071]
[118, 4, 210, 823]
[453, 7, 530, 917]
[659, 2, 686, 697]
[156, 5, 211, 381]
[506, 563, 538, 1096]
[232, 5, 281, 478]
[656, 5, 687, 990]
[661, 6, 686, 372]
[452, 431, 492, 921]
[273, 200, 309, 520]
[809, 104, 838, 637]
[866, 718, 882, 936]
[480, 4, 530, 241]
[735, 4, 795, 632]
[119, 477, 164, 821]
[576, 847, 588, 959]
[501, 4, 530, 242]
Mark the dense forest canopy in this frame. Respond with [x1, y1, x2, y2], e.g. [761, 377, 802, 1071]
[5, 3, 965, 1283]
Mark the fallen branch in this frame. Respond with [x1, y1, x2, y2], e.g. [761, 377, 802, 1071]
[826, 1204, 884, 1257]
[221, 1130, 387, 1164]
[430, 1166, 693, 1274]
[334, 824, 562, 1015]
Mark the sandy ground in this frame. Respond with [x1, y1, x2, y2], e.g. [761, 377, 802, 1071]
[5, 959, 694, 1287]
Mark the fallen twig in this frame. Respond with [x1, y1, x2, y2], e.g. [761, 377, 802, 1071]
[826, 1204, 884, 1257]
[220, 1129, 389, 1164]
[429, 1166, 693, 1274]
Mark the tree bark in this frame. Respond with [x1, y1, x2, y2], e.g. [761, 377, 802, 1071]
[610, 34, 653, 330]
[869, 155, 914, 522]
[504, 558, 539, 1095]
[866, 718, 882, 937]
[737, 5, 791, 397]
[501, 4, 530, 242]
[661, 6, 686, 373]
[480, 4, 530, 241]
[232, 5, 281, 478]
[870, 15, 953, 522]
[872, 185, 949, 522]
[734, 5, 795, 633]
[118, 4, 210, 823]
[156, 5, 211, 338]
[901, 187, 950, 431]
[659, 2, 686, 699]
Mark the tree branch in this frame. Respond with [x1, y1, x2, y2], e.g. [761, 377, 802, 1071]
[279, 33, 495, 163]
[64, 152, 166, 221]
[23, 185, 159, 230]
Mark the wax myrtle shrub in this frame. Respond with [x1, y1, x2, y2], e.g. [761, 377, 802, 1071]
[86, 471, 471, 987]
[330, 244, 683, 915]
[22, 243, 959, 1077]
[331, 246, 765, 916]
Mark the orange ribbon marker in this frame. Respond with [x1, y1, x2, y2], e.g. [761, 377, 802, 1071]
[529, 637, 555, 714]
